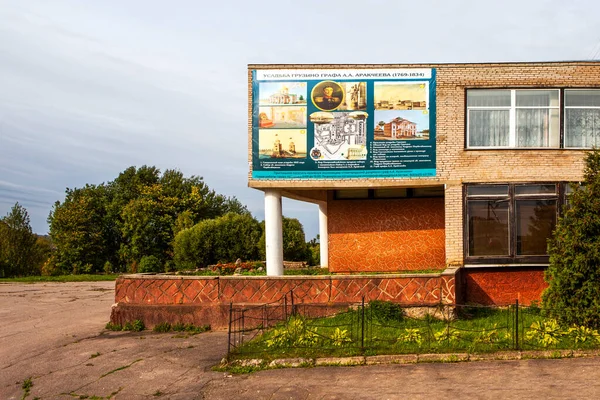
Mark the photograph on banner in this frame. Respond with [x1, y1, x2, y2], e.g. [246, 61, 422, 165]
[258, 106, 307, 129]
[374, 82, 428, 110]
[258, 82, 307, 105]
[374, 110, 430, 140]
[336, 82, 367, 111]
[258, 129, 307, 159]
[311, 81, 345, 111]
[311, 111, 368, 160]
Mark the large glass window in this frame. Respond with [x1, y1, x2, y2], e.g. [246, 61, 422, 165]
[467, 89, 560, 148]
[565, 90, 600, 148]
[465, 183, 561, 263]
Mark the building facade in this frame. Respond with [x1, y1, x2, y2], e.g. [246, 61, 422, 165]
[248, 61, 600, 305]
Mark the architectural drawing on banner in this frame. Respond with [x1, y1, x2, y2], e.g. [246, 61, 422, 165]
[310, 111, 368, 160]
[259, 82, 307, 105]
[258, 129, 307, 159]
[258, 106, 307, 129]
[374, 110, 430, 140]
[374, 82, 428, 110]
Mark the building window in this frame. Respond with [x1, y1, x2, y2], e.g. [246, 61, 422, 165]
[467, 89, 560, 148]
[564, 89, 600, 148]
[465, 183, 563, 264]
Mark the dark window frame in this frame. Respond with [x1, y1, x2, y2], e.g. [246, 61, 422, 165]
[463, 182, 569, 265]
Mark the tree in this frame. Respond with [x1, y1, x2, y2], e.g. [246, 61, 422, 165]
[258, 216, 310, 262]
[48, 185, 109, 274]
[543, 149, 600, 328]
[173, 213, 262, 268]
[0, 203, 43, 277]
[48, 166, 250, 274]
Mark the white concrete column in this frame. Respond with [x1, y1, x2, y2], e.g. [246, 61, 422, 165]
[264, 190, 283, 276]
[318, 202, 328, 269]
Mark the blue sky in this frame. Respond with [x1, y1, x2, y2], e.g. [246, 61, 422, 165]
[1, 0, 599, 240]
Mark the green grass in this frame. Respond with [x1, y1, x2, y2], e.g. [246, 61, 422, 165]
[228, 304, 600, 362]
[0, 274, 120, 283]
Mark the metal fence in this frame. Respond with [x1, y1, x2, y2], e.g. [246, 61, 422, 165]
[227, 291, 600, 359]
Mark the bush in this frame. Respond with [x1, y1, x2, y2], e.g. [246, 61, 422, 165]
[138, 255, 163, 273]
[368, 300, 404, 322]
[543, 149, 600, 328]
[173, 213, 262, 269]
[103, 261, 113, 274]
[258, 217, 311, 262]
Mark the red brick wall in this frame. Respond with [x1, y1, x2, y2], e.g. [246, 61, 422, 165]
[328, 198, 445, 272]
[112, 272, 457, 328]
[115, 273, 457, 306]
[462, 267, 548, 306]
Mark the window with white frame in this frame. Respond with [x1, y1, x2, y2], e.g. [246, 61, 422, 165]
[467, 89, 560, 148]
[564, 89, 600, 148]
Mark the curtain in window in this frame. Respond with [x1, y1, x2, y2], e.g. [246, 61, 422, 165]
[469, 110, 509, 147]
[566, 109, 600, 148]
[516, 109, 548, 147]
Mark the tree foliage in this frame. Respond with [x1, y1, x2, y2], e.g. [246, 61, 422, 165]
[173, 213, 262, 269]
[0, 203, 48, 277]
[48, 166, 248, 273]
[543, 149, 600, 328]
[258, 217, 310, 262]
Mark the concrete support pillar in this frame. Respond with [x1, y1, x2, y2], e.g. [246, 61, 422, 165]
[264, 190, 283, 276]
[318, 202, 328, 269]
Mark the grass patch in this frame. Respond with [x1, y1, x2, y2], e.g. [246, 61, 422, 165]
[0, 274, 120, 283]
[152, 322, 210, 335]
[105, 320, 145, 332]
[228, 303, 600, 363]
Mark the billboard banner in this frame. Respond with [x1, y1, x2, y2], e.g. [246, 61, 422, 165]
[251, 68, 436, 180]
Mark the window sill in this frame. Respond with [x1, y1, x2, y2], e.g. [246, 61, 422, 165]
[463, 263, 549, 268]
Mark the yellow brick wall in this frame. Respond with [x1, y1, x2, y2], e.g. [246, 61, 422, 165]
[248, 62, 600, 266]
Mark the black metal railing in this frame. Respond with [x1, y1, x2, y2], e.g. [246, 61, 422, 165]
[227, 292, 600, 360]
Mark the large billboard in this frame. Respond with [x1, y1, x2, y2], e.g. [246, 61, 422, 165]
[251, 68, 436, 180]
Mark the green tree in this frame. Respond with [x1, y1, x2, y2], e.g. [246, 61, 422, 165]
[119, 184, 178, 267]
[258, 217, 310, 262]
[48, 165, 250, 274]
[0, 203, 42, 277]
[173, 213, 262, 269]
[48, 185, 109, 274]
[543, 149, 600, 328]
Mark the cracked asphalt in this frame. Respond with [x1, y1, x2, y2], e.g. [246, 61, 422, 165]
[3, 282, 600, 399]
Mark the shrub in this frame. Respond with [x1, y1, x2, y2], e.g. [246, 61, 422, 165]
[103, 261, 113, 274]
[543, 149, 600, 328]
[368, 300, 404, 322]
[173, 213, 262, 269]
[138, 255, 163, 273]
[153, 322, 171, 332]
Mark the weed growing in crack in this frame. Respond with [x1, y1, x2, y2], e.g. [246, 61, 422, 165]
[21, 377, 33, 399]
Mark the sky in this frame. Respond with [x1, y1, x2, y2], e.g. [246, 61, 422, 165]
[1, 0, 599, 240]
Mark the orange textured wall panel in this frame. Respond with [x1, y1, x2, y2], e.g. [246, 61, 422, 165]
[463, 267, 548, 306]
[328, 198, 445, 272]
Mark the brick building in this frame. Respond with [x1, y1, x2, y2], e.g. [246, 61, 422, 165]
[249, 61, 600, 305]
[383, 116, 417, 138]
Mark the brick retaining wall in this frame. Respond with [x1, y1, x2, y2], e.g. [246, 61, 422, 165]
[111, 270, 457, 329]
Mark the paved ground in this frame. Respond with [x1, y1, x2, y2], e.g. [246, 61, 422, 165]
[2, 282, 600, 399]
